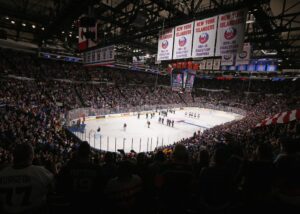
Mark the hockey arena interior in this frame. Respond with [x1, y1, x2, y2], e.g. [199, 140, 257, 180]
[0, 0, 300, 214]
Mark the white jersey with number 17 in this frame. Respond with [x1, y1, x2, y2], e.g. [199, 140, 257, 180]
[0, 165, 53, 213]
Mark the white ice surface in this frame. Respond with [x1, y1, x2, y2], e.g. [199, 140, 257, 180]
[74, 107, 243, 153]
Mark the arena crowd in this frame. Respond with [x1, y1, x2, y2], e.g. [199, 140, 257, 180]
[0, 48, 299, 214]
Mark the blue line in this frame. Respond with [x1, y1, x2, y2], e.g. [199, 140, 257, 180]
[179, 121, 208, 129]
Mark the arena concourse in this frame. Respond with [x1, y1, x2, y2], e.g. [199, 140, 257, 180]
[0, 1, 300, 214]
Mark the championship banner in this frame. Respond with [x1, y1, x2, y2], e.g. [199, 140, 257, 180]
[205, 59, 213, 70]
[236, 43, 251, 65]
[173, 22, 194, 59]
[192, 16, 218, 58]
[221, 54, 234, 65]
[215, 9, 247, 56]
[213, 59, 221, 70]
[157, 28, 175, 61]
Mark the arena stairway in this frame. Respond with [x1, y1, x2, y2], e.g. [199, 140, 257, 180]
[74, 85, 87, 107]
[97, 87, 113, 108]
[116, 85, 126, 99]
[178, 92, 188, 105]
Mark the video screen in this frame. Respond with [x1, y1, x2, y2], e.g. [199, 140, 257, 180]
[171, 72, 183, 91]
[185, 74, 195, 92]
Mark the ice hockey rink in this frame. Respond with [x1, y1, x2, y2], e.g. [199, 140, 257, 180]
[73, 107, 243, 153]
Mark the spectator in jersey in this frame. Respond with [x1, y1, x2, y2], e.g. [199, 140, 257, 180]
[104, 160, 142, 214]
[56, 141, 103, 213]
[198, 145, 235, 212]
[157, 144, 194, 213]
[236, 143, 275, 211]
[274, 137, 300, 210]
[0, 143, 53, 214]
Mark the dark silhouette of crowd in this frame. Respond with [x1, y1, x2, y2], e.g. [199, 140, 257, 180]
[0, 48, 299, 214]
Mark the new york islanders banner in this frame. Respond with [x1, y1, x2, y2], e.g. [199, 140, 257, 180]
[215, 10, 247, 56]
[157, 28, 175, 61]
[173, 22, 194, 59]
[192, 16, 218, 58]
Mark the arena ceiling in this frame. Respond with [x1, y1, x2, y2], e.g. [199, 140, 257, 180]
[0, 0, 300, 66]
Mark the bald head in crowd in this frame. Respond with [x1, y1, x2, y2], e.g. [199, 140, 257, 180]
[13, 143, 34, 166]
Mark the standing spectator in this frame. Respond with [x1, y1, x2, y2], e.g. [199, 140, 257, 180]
[157, 144, 194, 213]
[56, 142, 103, 213]
[198, 145, 234, 211]
[104, 161, 142, 214]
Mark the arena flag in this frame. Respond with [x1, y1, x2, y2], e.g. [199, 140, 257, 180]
[173, 22, 194, 59]
[157, 28, 175, 61]
[236, 43, 251, 65]
[256, 109, 300, 127]
[87, 22, 98, 49]
[215, 9, 247, 56]
[192, 16, 218, 58]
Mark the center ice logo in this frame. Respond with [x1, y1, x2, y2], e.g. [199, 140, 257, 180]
[162, 40, 168, 49]
[199, 33, 209, 44]
[238, 51, 247, 59]
[224, 27, 237, 40]
[179, 36, 187, 47]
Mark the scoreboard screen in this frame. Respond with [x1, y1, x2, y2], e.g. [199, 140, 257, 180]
[184, 72, 195, 92]
[171, 69, 195, 92]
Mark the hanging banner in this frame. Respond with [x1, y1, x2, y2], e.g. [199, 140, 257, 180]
[236, 43, 251, 65]
[221, 54, 234, 65]
[173, 22, 194, 59]
[213, 59, 221, 70]
[205, 59, 213, 70]
[87, 23, 99, 49]
[79, 26, 88, 51]
[199, 60, 206, 70]
[157, 28, 175, 61]
[78, 22, 99, 51]
[215, 9, 247, 56]
[192, 16, 218, 58]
